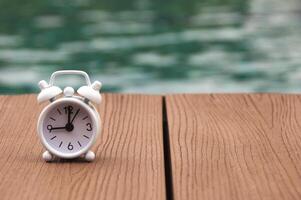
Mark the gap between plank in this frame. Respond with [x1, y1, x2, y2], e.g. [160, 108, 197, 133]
[162, 97, 174, 200]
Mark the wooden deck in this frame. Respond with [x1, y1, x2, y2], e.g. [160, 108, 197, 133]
[0, 94, 301, 200]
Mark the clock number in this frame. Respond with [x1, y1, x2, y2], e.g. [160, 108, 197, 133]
[86, 123, 92, 131]
[47, 125, 52, 132]
[64, 106, 73, 114]
[67, 142, 73, 150]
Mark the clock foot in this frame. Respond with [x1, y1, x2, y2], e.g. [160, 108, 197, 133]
[85, 151, 95, 162]
[43, 151, 53, 162]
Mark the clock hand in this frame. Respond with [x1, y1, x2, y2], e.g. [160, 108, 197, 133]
[67, 106, 72, 124]
[70, 109, 80, 124]
[51, 126, 66, 130]
[47, 125, 66, 132]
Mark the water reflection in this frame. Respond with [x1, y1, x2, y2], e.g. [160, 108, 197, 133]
[0, 0, 300, 93]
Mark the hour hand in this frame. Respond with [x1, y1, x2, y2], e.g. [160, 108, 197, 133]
[47, 125, 66, 132]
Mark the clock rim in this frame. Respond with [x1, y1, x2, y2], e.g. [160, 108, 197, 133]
[37, 97, 100, 159]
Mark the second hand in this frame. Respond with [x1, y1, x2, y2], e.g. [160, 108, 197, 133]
[70, 109, 80, 124]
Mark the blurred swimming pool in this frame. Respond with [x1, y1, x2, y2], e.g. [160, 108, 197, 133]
[0, 0, 301, 94]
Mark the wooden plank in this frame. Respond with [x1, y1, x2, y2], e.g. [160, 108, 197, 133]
[0, 94, 166, 200]
[165, 94, 301, 200]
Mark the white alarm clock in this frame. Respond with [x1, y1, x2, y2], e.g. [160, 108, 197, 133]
[37, 70, 102, 162]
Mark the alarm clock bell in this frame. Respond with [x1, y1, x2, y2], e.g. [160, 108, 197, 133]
[77, 81, 102, 104]
[37, 80, 62, 103]
[37, 71, 102, 104]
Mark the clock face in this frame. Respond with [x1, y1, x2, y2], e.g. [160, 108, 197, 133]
[40, 99, 98, 157]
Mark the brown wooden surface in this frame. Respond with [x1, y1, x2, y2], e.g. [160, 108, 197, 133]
[0, 94, 165, 200]
[165, 94, 301, 200]
[1, 94, 301, 200]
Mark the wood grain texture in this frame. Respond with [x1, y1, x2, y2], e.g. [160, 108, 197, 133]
[0, 94, 165, 200]
[165, 94, 301, 200]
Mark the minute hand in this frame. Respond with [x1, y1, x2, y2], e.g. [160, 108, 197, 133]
[68, 106, 72, 124]
[70, 109, 80, 124]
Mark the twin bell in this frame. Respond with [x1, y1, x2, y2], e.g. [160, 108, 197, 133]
[37, 70, 102, 104]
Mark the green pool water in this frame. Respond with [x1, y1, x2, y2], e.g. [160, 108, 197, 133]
[0, 0, 301, 94]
